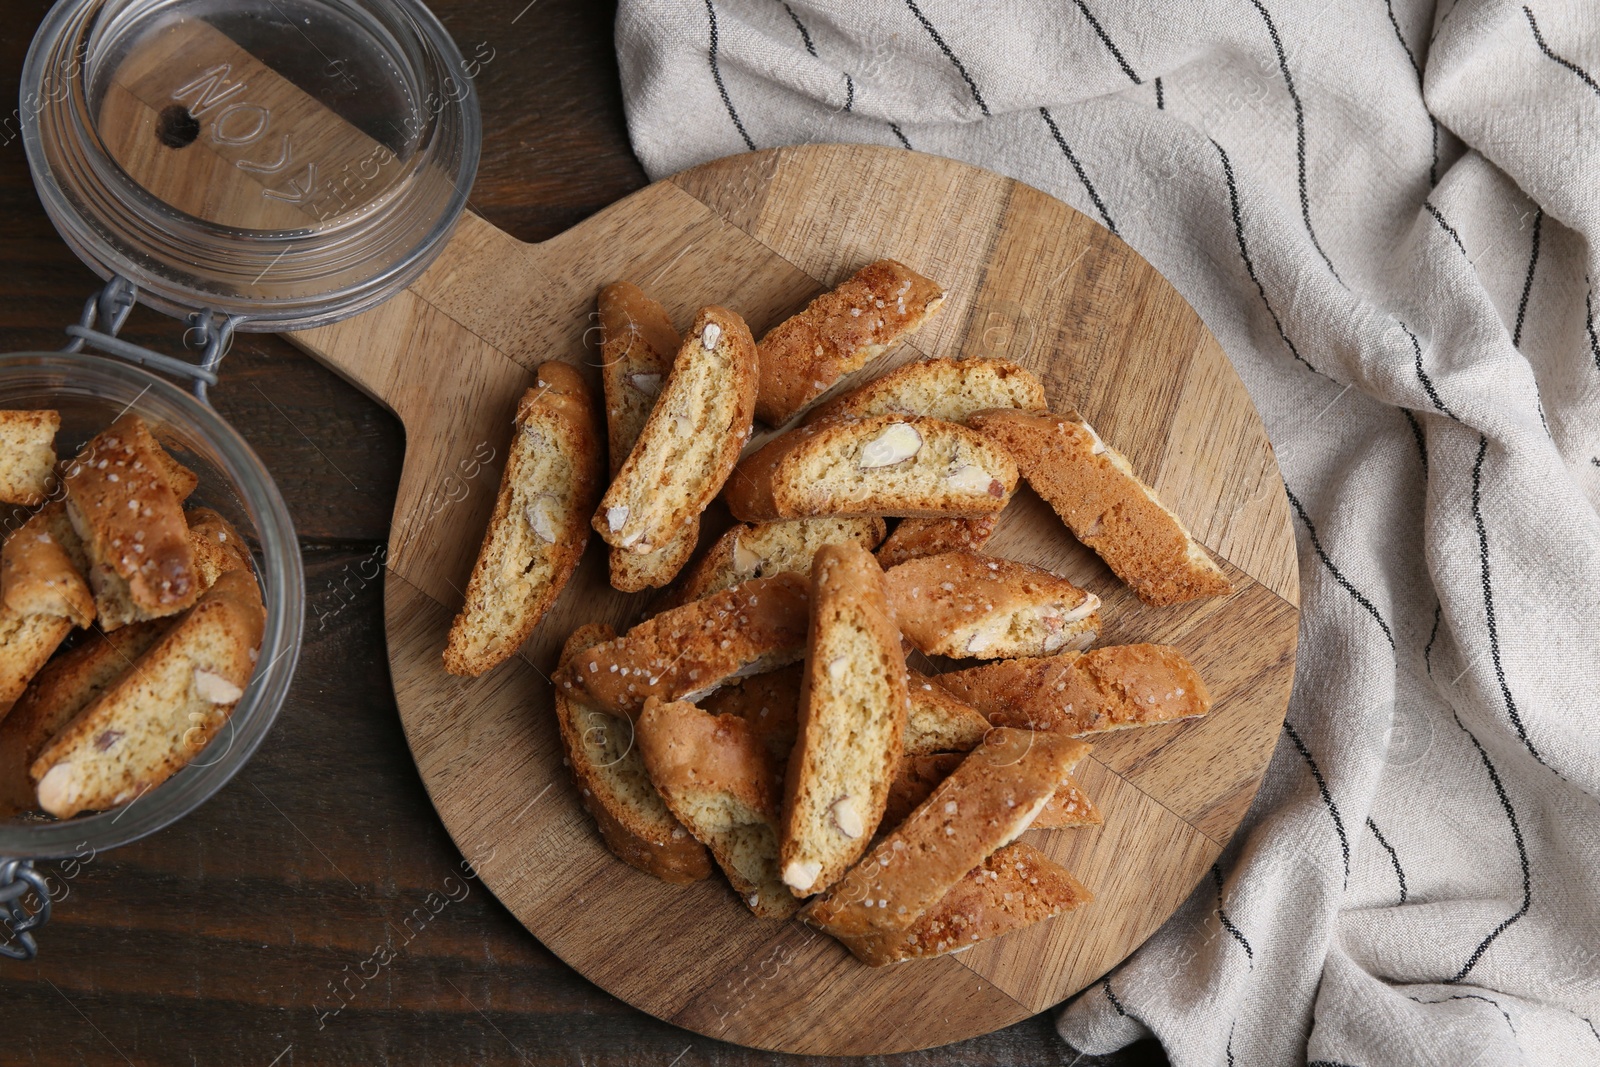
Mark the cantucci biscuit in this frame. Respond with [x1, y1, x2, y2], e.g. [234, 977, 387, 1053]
[596, 282, 700, 591]
[444, 362, 603, 676]
[779, 542, 907, 895]
[883, 551, 1100, 659]
[555, 573, 810, 718]
[875, 515, 998, 568]
[185, 508, 255, 589]
[833, 842, 1093, 965]
[756, 260, 944, 425]
[804, 356, 1044, 426]
[0, 503, 96, 721]
[637, 696, 799, 918]
[938, 644, 1211, 735]
[31, 568, 265, 818]
[903, 670, 990, 756]
[700, 664, 802, 769]
[880, 752, 1101, 832]
[799, 728, 1090, 938]
[595, 306, 756, 557]
[724, 415, 1017, 523]
[554, 624, 712, 884]
[0, 409, 60, 505]
[969, 408, 1232, 605]
[667, 516, 885, 607]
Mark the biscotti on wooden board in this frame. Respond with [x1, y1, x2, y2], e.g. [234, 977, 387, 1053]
[756, 260, 945, 426]
[554, 623, 712, 884]
[939, 644, 1212, 735]
[884, 551, 1101, 658]
[969, 408, 1232, 605]
[724, 415, 1017, 523]
[668, 516, 886, 608]
[595, 306, 757, 556]
[596, 282, 703, 592]
[444, 362, 604, 677]
[779, 542, 908, 895]
[881, 752, 1102, 832]
[555, 573, 810, 718]
[800, 728, 1090, 938]
[804, 356, 1044, 426]
[637, 696, 799, 918]
[31, 567, 265, 818]
[0, 409, 60, 506]
[835, 841, 1093, 966]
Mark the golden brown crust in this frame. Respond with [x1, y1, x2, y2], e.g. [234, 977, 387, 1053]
[756, 260, 945, 425]
[723, 415, 1017, 523]
[554, 573, 810, 718]
[597, 281, 681, 478]
[881, 753, 1100, 833]
[968, 408, 1232, 605]
[883, 551, 1100, 659]
[700, 663, 802, 769]
[594, 306, 757, 555]
[608, 518, 700, 593]
[2, 503, 94, 627]
[1030, 776, 1103, 829]
[63, 414, 199, 625]
[0, 613, 73, 724]
[185, 508, 255, 589]
[803, 356, 1045, 426]
[875, 516, 999, 568]
[443, 362, 604, 676]
[799, 728, 1090, 938]
[937, 644, 1212, 734]
[904, 670, 991, 756]
[835, 842, 1093, 965]
[667, 516, 887, 609]
[554, 623, 712, 884]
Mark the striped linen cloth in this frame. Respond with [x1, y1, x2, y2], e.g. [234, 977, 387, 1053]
[612, 1, 1600, 1063]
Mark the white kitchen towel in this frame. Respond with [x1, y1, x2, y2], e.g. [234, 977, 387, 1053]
[612, 1, 1600, 1063]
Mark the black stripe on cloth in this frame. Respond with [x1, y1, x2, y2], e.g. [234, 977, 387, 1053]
[1513, 208, 1543, 347]
[1525, 6, 1600, 97]
[904, 0, 990, 115]
[705, 0, 756, 151]
[781, 1, 816, 55]
[1445, 708, 1531, 983]
[1307, 1062, 1363, 1067]
[1586, 280, 1600, 373]
[887, 121, 912, 149]
[1425, 201, 1467, 255]
[1248, 0, 1341, 281]
[1226, 1022, 1237, 1067]
[1284, 483, 1397, 649]
[1384, 0, 1440, 186]
[1586, 1017, 1600, 1046]
[1402, 408, 1428, 478]
[1213, 138, 1318, 373]
[1425, 602, 1442, 674]
[1403, 321, 1459, 421]
[1471, 435, 1545, 766]
[1073, 0, 1142, 84]
[1409, 993, 1516, 1034]
[1155, 77, 1165, 109]
[844, 74, 854, 112]
[1283, 719, 1352, 883]
[1366, 816, 1409, 904]
[1210, 864, 1255, 963]
[1103, 978, 1128, 1016]
[1040, 107, 1119, 235]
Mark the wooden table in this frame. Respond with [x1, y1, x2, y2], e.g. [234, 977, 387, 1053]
[0, 2, 1168, 1062]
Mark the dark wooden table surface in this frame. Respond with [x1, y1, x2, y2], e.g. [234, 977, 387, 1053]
[0, 1, 1169, 1062]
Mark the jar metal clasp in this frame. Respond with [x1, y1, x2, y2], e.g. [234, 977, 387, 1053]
[62, 275, 246, 403]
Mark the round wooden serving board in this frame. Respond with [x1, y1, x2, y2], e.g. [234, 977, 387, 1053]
[286, 144, 1300, 1054]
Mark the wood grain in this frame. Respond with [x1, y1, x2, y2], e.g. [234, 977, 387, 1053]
[281, 144, 1300, 1054]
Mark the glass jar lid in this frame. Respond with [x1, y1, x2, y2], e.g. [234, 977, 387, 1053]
[21, 0, 481, 330]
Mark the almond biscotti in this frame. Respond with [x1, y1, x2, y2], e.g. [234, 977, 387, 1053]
[836, 842, 1093, 965]
[881, 753, 1101, 831]
[554, 623, 712, 884]
[779, 542, 908, 895]
[595, 306, 757, 557]
[799, 728, 1090, 939]
[443, 362, 603, 677]
[596, 282, 701, 592]
[756, 260, 945, 426]
[969, 408, 1232, 605]
[668, 516, 886, 607]
[0, 620, 171, 818]
[701, 664, 802, 769]
[63, 414, 201, 629]
[637, 696, 799, 918]
[31, 567, 265, 818]
[724, 415, 1017, 523]
[555, 573, 810, 718]
[903, 670, 990, 756]
[804, 357, 1045, 426]
[185, 508, 255, 588]
[884, 552, 1100, 659]
[0, 409, 60, 505]
[938, 644, 1211, 735]
[0, 503, 97, 721]
[875, 515, 998, 568]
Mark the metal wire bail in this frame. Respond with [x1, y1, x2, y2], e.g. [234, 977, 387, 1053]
[0, 859, 52, 961]
[61, 275, 244, 403]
